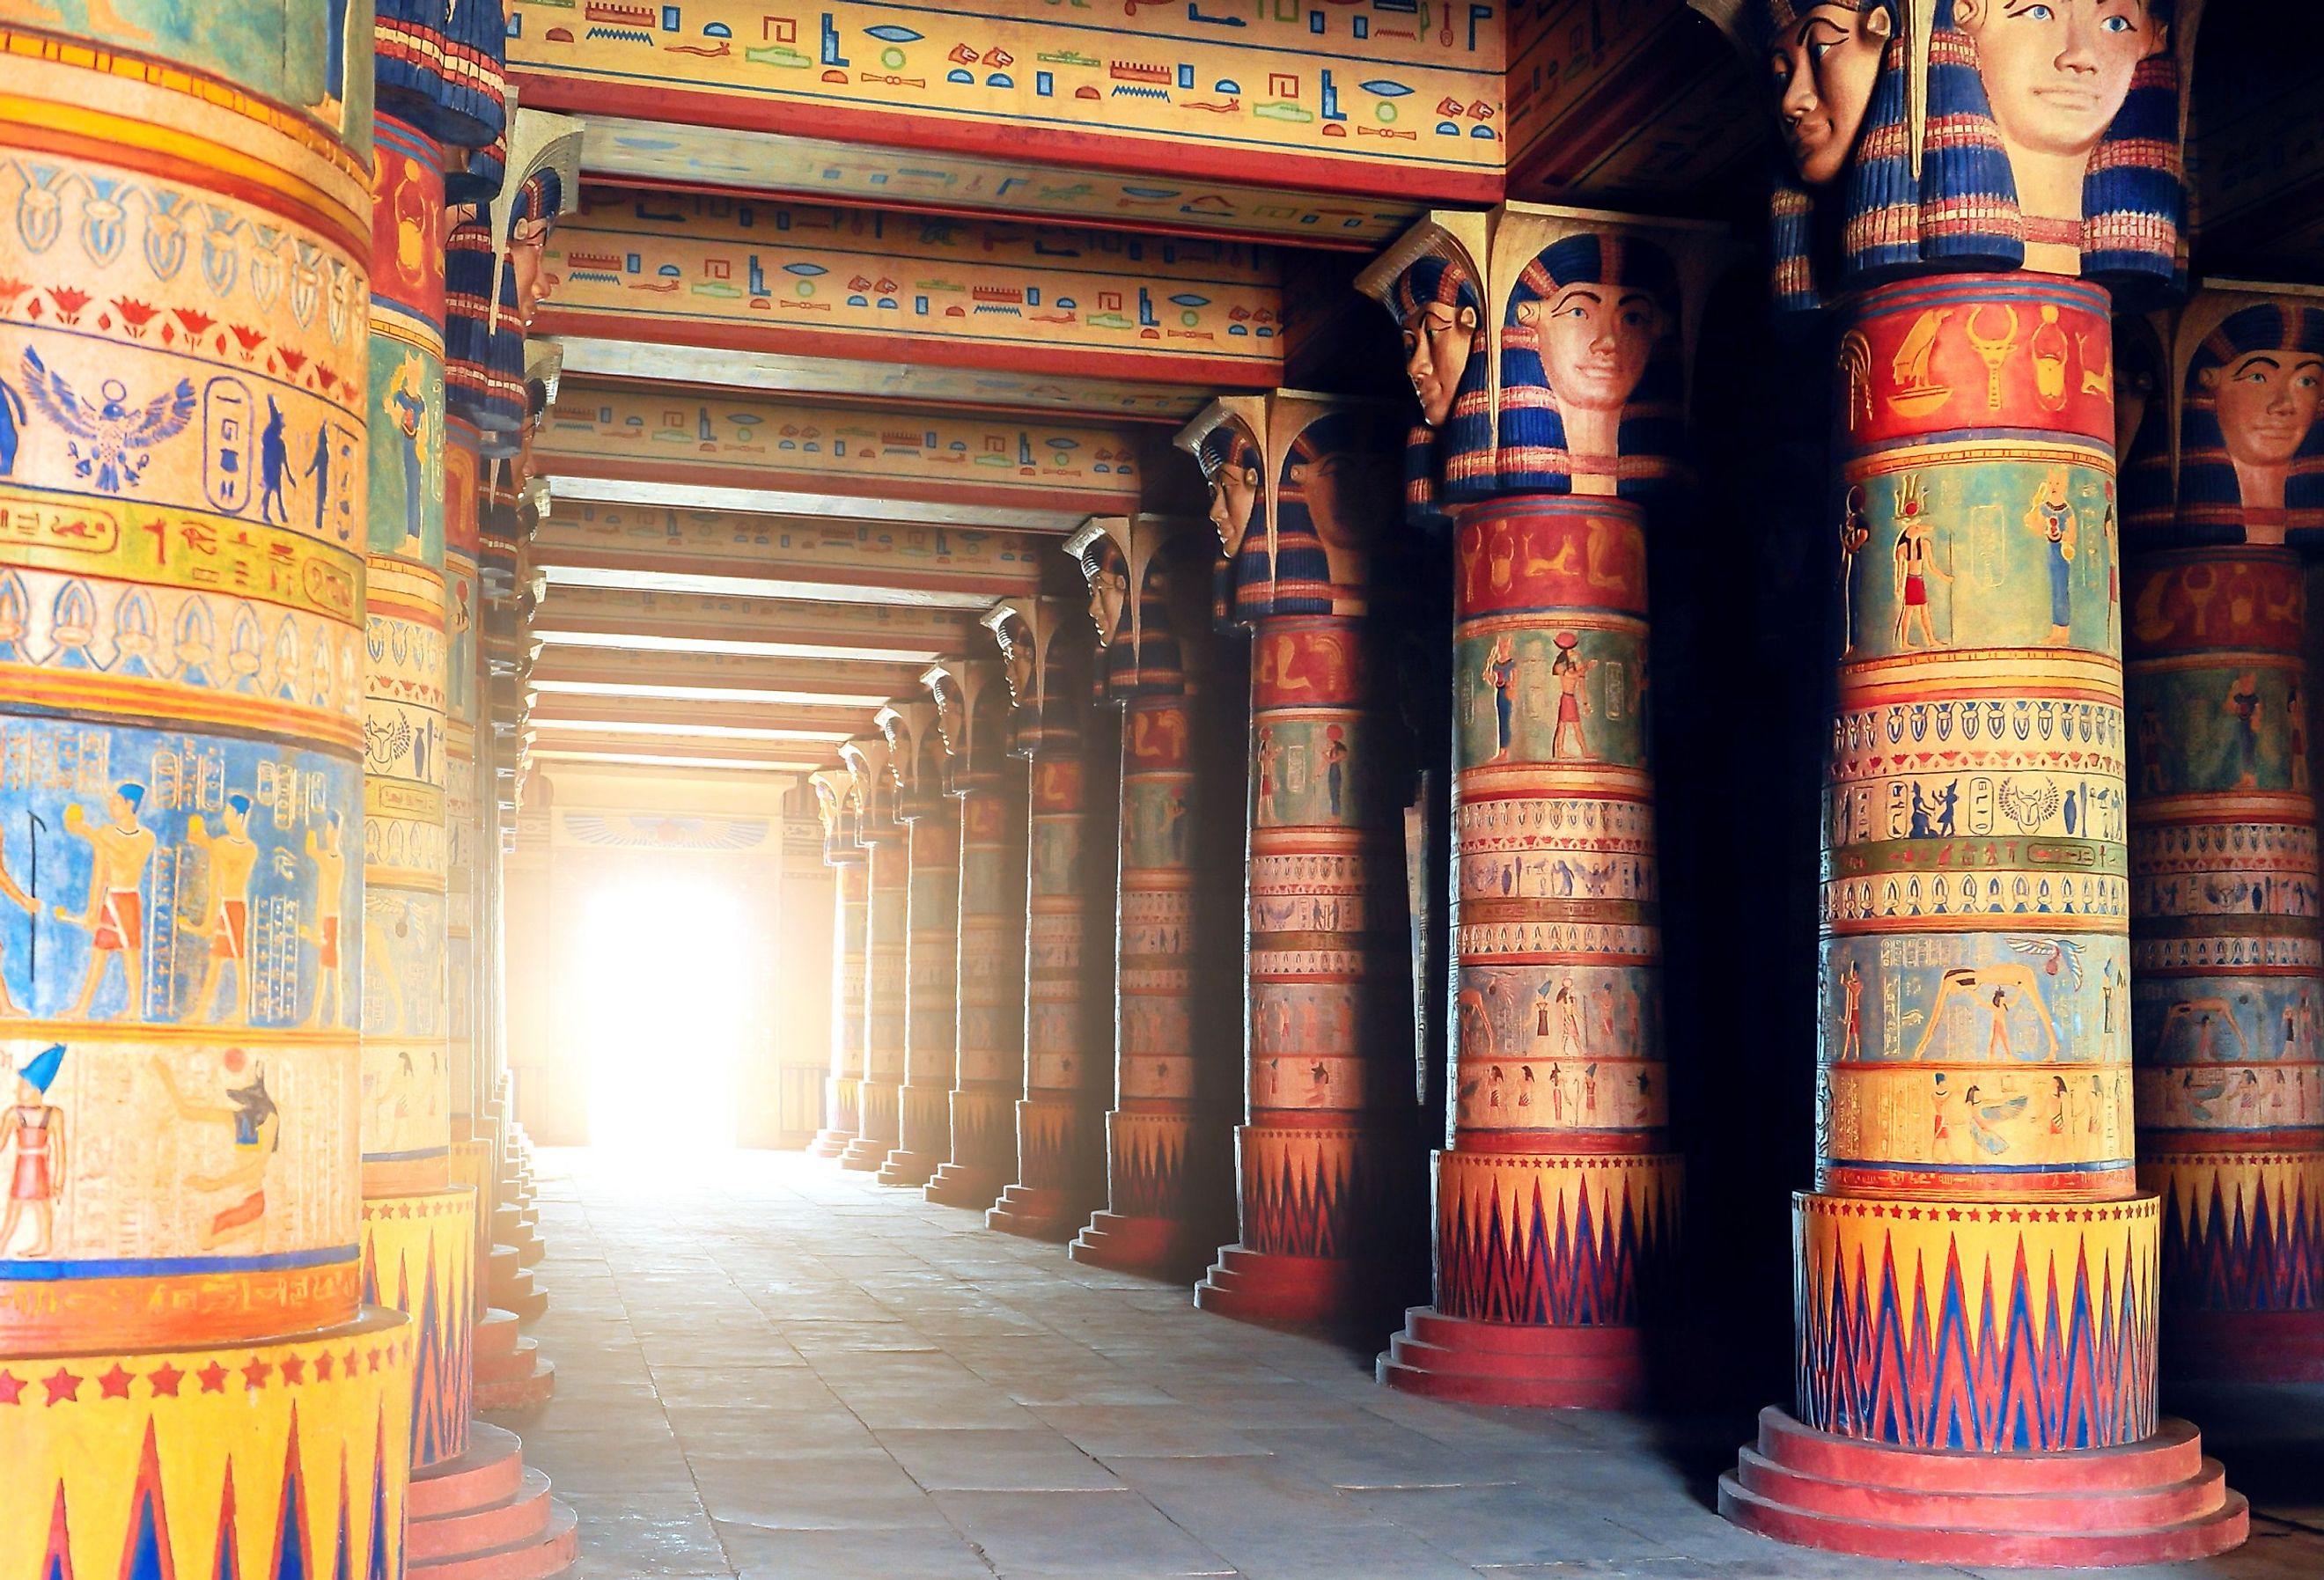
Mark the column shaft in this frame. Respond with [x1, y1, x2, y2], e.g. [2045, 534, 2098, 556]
[880, 808, 959, 1186]
[812, 854, 869, 1157]
[0, 23, 415, 1576]
[928, 777, 1029, 1207]
[841, 826, 908, 1170]
[2129, 547, 2324, 1378]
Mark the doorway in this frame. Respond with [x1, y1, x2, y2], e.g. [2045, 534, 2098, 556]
[577, 873, 748, 1152]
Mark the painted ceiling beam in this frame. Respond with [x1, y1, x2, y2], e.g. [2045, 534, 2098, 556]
[505, 0, 1503, 248]
[537, 378, 1150, 532]
[531, 646, 929, 705]
[533, 500, 1048, 606]
[538, 186, 1283, 419]
[531, 582, 983, 665]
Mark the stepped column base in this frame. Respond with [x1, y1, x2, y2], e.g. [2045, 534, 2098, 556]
[410, 1421, 578, 1580]
[473, 1309, 557, 1412]
[1196, 1245, 1416, 1328]
[1377, 1307, 1648, 1410]
[1717, 1408, 2248, 1568]
[925, 1163, 1010, 1211]
[838, 1083, 901, 1171]
[988, 1182, 1102, 1240]
[1070, 1210, 1222, 1282]
[875, 1147, 943, 1188]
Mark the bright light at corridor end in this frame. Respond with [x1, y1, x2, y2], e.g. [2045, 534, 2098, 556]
[579, 876, 751, 1153]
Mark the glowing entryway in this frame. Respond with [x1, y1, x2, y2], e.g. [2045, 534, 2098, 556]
[577, 875, 748, 1151]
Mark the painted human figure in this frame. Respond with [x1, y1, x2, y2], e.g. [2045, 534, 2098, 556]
[1320, 724, 1348, 819]
[1254, 724, 1281, 824]
[2026, 467, 2077, 645]
[385, 352, 430, 549]
[1483, 635, 1518, 761]
[54, 783, 157, 1020]
[1761, 0, 1894, 187]
[1892, 475, 1950, 649]
[303, 422, 335, 534]
[1838, 484, 1872, 654]
[1840, 959, 1864, 1060]
[1549, 633, 1596, 761]
[303, 812, 345, 1028]
[2224, 670, 2263, 790]
[151, 1055, 280, 1248]
[182, 793, 260, 1025]
[0, 1043, 65, 1256]
[259, 396, 291, 525]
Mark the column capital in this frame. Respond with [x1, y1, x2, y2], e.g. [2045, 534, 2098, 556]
[923, 654, 1014, 790]
[840, 731, 901, 838]
[984, 596, 1095, 760]
[810, 768, 866, 865]
[1357, 204, 1728, 514]
[2118, 281, 2324, 553]
[1178, 389, 1403, 625]
[1065, 513, 1214, 702]
[876, 697, 949, 819]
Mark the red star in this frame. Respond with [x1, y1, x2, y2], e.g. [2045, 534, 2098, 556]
[0, 1371, 24, 1405]
[98, 1365, 134, 1400]
[41, 1369, 83, 1405]
[197, 1363, 229, 1393]
[146, 1363, 184, 1398]
[342, 1349, 359, 1375]
[313, 1352, 335, 1381]
[365, 1347, 382, 1373]
[239, 1358, 273, 1390]
[279, 1354, 306, 1385]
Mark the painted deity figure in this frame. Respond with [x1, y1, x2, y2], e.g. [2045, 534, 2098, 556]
[2025, 466, 2078, 644]
[55, 783, 157, 1020]
[182, 793, 260, 1025]
[2180, 302, 2324, 543]
[304, 811, 345, 1027]
[151, 1054, 282, 1248]
[1498, 232, 1685, 498]
[1548, 633, 1597, 761]
[0, 1043, 66, 1256]
[1483, 635, 1519, 761]
[1892, 474, 1951, 649]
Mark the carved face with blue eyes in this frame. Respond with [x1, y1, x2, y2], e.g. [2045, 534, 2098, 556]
[2213, 349, 2324, 475]
[1767, 3, 1893, 186]
[1956, 0, 2162, 159]
[1533, 283, 1658, 414]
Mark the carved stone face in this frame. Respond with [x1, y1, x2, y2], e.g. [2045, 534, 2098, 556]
[1402, 299, 1477, 429]
[1207, 461, 1261, 556]
[2215, 347, 2324, 476]
[998, 624, 1034, 704]
[1084, 561, 1128, 646]
[1958, 0, 2158, 162]
[509, 215, 554, 325]
[1538, 282, 1658, 414]
[1768, 3, 1892, 187]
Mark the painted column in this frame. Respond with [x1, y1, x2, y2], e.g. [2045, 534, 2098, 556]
[839, 732, 908, 1170]
[926, 657, 1031, 1209]
[877, 699, 958, 1187]
[1358, 208, 1710, 1404]
[359, 97, 474, 1472]
[1180, 393, 1428, 1324]
[809, 768, 868, 1157]
[2125, 285, 2324, 1384]
[987, 597, 1119, 1238]
[1068, 515, 1239, 1278]
[1714, 5, 2245, 1562]
[0, 11, 418, 1577]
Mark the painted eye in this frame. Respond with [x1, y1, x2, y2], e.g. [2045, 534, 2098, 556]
[2024, 4, 2055, 18]
[2100, 13, 2133, 31]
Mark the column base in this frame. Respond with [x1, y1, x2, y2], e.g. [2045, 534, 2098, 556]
[875, 1148, 943, 1187]
[2164, 1308, 2324, 1384]
[1716, 1407, 2248, 1568]
[1195, 1245, 1414, 1327]
[837, 1135, 891, 1170]
[410, 1420, 579, 1580]
[988, 1182, 1104, 1241]
[487, 1245, 549, 1325]
[473, 1310, 557, 1412]
[807, 1127, 857, 1158]
[925, 1163, 1009, 1211]
[840, 1083, 901, 1169]
[0, 1307, 416, 1580]
[1070, 1210, 1219, 1282]
[1376, 1306, 1647, 1409]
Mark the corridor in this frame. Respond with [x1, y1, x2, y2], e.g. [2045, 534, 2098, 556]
[512, 1152, 2324, 1580]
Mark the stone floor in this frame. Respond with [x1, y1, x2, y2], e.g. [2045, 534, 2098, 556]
[511, 1149, 2324, 1580]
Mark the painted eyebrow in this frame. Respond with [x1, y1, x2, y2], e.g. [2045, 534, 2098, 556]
[2236, 355, 2285, 372]
[1616, 291, 1655, 309]
[1555, 288, 1605, 306]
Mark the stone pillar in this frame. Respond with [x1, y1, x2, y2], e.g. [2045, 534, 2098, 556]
[361, 91, 484, 1473]
[1068, 515, 1239, 1278]
[2123, 284, 2324, 1385]
[1180, 393, 1429, 1325]
[0, 12, 419, 1576]
[926, 658, 1031, 1209]
[1712, 6, 2245, 1561]
[1357, 208, 1713, 1404]
[987, 597, 1119, 1237]
[809, 768, 869, 1157]
[839, 733, 908, 1169]
[877, 699, 958, 1187]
